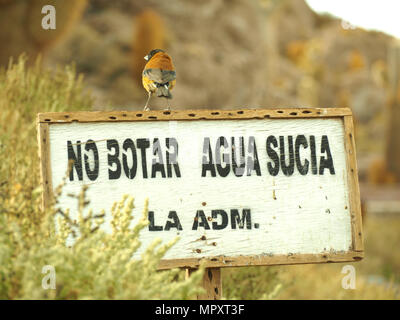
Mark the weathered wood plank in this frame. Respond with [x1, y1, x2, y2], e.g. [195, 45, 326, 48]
[166, 251, 363, 270]
[37, 122, 53, 210]
[343, 115, 363, 252]
[38, 107, 352, 123]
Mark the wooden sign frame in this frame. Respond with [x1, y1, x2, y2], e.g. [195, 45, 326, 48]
[37, 107, 364, 271]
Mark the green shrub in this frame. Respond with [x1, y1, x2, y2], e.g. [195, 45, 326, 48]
[0, 56, 203, 299]
[0, 188, 204, 299]
[0, 55, 93, 225]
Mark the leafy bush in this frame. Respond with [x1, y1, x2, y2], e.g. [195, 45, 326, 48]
[0, 55, 93, 225]
[0, 56, 203, 299]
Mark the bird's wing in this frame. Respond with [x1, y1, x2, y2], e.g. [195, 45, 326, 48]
[143, 68, 176, 84]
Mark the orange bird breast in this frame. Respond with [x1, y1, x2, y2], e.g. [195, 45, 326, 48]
[142, 52, 176, 94]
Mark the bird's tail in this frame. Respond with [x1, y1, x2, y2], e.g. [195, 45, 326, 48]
[155, 84, 172, 99]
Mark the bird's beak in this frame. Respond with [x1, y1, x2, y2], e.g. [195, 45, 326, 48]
[144, 55, 149, 61]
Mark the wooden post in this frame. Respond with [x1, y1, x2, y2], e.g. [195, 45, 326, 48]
[386, 40, 400, 181]
[186, 267, 222, 300]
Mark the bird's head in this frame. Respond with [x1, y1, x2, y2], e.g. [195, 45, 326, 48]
[144, 49, 165, 61]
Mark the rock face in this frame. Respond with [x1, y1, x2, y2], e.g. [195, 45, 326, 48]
[43, 0, 393, 126]
[48, 0, 271, 109]
[153, 0, 270, 109]
[265, 0, 393, 125]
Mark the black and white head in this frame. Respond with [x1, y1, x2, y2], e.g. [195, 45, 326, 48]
[144, 49, 165, 61]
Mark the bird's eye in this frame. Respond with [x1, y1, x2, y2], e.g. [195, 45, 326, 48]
[144, 55, 149, 61]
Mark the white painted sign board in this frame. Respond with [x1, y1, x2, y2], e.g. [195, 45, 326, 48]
[37, 108, 364, 269]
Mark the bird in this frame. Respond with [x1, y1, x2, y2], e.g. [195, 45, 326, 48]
[142, 49, 176, 111]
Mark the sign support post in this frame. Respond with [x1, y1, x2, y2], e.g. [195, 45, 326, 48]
[186, 267, 222, 300]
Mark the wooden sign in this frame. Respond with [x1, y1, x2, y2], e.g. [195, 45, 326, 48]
[37, 108, 364, 270]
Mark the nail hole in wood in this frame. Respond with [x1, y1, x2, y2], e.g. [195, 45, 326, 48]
[237, 111, 244, 114]
[136, 114, 143, 117]
[188, 113, 196, 117]
[148, 116, 157, 120]
[208, 270, 213, 281]
[302, 110, 312, 114]
[64, 115, 70, 118]
[163, 111, 171, 115]
[211, 112, 219, 115]
[122, 114, 127, 117]
[277, 110, 284, 114]
[45, 119, 51, 122]
[290, 112, 297, 116]
[109, 116, 117, 120]
[196, 249, 201, 253]
[214, 287, 219, 294]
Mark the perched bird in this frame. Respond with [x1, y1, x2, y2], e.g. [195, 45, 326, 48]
[142, 49, 176, 111]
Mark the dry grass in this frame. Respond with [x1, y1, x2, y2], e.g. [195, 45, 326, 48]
[0, 57, 204, 299]
[223, 216, 400, 300]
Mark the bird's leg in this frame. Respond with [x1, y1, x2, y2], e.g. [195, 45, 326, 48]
[144, 92, 152, 111]
[164, 97, 171, 111]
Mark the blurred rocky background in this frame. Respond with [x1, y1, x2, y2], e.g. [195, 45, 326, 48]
[0, 0, 399, 204]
